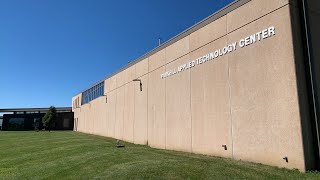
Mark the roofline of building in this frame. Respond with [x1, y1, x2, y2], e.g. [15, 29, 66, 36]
[76, 0, 251, 96]
[0, 107, 72, 113]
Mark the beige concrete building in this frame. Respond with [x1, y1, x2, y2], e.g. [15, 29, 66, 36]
[72, 0, 320, 171]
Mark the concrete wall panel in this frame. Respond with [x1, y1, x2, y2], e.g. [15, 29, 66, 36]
[78, 107, 84, 132]
[96, 97, 107, 136]
[109, 75, 117, 92]
[97, 99, 103, 136]
[148, 67, 166, 149]
[104, 79, 110, 94]
[228, 6, 305, 170]
[96, 99, 102, 135]
[189, 16, 227, 51]
[165, 55, 192, 152]
[125, 65, 136, 84]
[190, 37, 232, 158]
[91, 99, 98, 135]
[82, 104, 89, 134]
[77, 105, 84, 132]
[166, 37, 190, 64]
[82, 104, 90, 134]
[85, 105, 90, 134]
[72, 94, 82, 132]
[77, 108, 83, 132]
[106, 91, 117, 138]
[72, 94, 82, 111]
[73, 107, 80, 132]
[100, 97, 108, 137]
[149, 49, 166, 72]
[135, 58, 149, 78]
[115, 86, 125, 140]
[134, 75, 148, 145]
[227, 0, 289, 33]
[88, 104, 94, 134]
[116, 70, 126, 88]
[73, 109, 79, 131]
[123, 83, 135, 143]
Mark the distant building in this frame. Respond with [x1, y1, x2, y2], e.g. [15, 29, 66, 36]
[0, 107, 74, 131]
[72, 0, 320, 172]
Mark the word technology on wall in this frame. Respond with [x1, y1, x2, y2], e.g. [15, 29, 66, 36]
[160, 26, 276, 79]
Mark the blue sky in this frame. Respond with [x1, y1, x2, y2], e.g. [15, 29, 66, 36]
[0, 0, 234, 109]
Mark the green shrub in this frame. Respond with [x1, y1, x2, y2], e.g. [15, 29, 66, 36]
[42, 106, 56, 131]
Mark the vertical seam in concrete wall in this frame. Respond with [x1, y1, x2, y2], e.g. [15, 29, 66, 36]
[122, 85, 125, 139]
[226, 13, 235, 159]
[165, 48, 167, 150]
[122, 86, 125, 140]
[90, 103, 92, 134]
[147, 59, 149, 145]
[147, 72, 151, 145]
[114, 79, 118, 139]
[105, 94, 110, 137]
[133, 65, 136, 143]
[190, 47, 193, 153]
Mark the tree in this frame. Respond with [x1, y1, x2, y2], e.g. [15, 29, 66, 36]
[42, 106, 57, 131]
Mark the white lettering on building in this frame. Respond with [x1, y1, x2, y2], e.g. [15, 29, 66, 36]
[161, 26, 276, 79]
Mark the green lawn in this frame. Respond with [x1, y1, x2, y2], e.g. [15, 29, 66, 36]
[0, 131, 319, 179]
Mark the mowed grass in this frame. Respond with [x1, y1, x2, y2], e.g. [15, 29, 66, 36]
[0, 131, 319, 180]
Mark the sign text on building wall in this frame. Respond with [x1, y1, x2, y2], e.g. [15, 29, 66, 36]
[160, 26, 276, 79]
